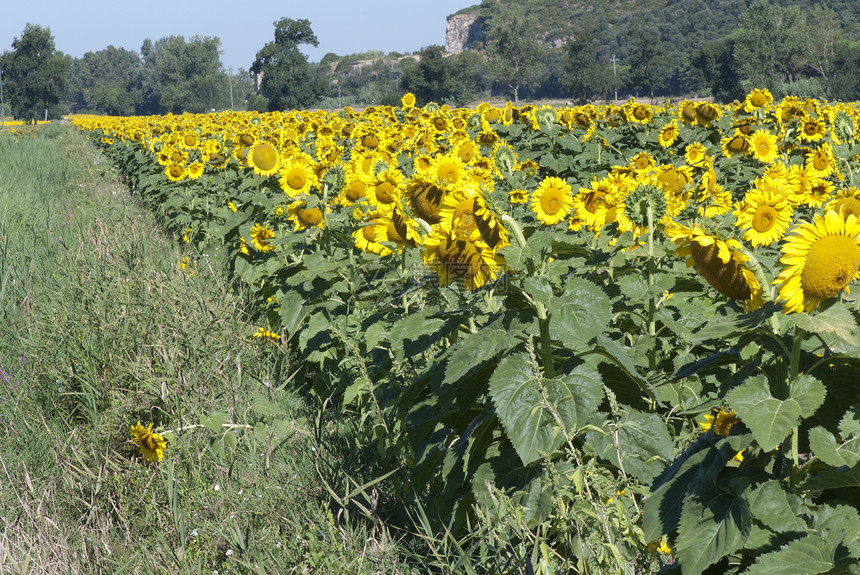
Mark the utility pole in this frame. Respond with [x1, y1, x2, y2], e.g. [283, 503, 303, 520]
[0, 69, 4, 128]
[610, 55, 618, 102]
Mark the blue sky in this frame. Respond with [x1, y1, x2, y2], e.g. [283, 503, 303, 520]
[1, 1, 473, 71]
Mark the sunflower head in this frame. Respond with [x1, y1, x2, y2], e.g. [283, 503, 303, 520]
[623, 184, 667, 230]
[531, 176, 573, 226]
[131, 421, 168, 463]
[775, 211, 860, 313]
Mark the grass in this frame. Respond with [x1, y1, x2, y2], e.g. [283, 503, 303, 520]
[0, 125, 436, 574]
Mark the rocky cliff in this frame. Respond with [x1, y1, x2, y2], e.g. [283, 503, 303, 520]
[445, 11, 485, 53]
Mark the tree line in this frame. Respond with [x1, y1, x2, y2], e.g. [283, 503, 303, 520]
[2, 0, 859, 121]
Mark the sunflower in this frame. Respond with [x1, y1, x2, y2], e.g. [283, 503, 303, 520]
[694, 102, 721, 126]
[131, 421, 167, 463]
[684, 142, 709, 167]
[186, 161, 205, 180]
[165, 164, 187, 182]
[826, 187, 860, 220]
[531, 176, 573, 226]
[774, 210, 860, 313]
[431, 153, 468, 187]
[249, 222, 275, 253]
[287, 200, 325, 231]
[574, 177, 618, 232]
[337, 172, 368, 206]
[748, 129, 779, 164]
[366, 167, 405, 212]
[805, 143, 835, 178]
[666, 222, 763, 309]
[353, 223, 393, 257]
[798, 116, 827, 143]
[743, 88, 773, 113]
[805, 179, 835, 208]
[699, 408, 741, 437]
[629, 151, 656, 173]
[405, 174, 446, 224]
[401, 92, 416, 109]
[627, 103, 653, 124]
[438, 187, 482, 233]
[421, 225, 502, 290]
[658, 121, 679, 147]
[278, 158, 318, 197]
[733, 190, 793, 246]
[247, 141, 280, 177]
[721, 132, 750, 158]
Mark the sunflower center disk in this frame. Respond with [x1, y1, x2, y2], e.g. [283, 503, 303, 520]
[752, 206, 777, 232]
[800, 235, 860, 300]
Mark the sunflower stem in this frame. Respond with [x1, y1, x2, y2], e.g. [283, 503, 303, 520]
[536, 301, 556, 379]
[646, 205, 657, 374]
[788, 326, 804, 469]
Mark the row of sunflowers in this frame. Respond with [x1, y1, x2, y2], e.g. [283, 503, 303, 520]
[71, 91, 860, 574]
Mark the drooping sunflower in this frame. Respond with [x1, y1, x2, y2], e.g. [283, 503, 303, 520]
[694, 102, 721, 126]
[748, 129, 780, 164]
[774, 210, 860, 313]
[531, 176, 573, 226]
[405, 174, 446, 225]
[247, 141, 280, 177]
[421, 224, 502, 290]
[249, 222, 276, 253]
[131, 421, 168, 463]
[666, 222, 763, 309]
[733, 190, 793, 246]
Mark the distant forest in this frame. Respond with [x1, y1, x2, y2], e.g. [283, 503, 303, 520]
[3, 0, 859, 119]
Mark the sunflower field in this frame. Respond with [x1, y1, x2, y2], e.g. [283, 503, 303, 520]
[70, 91, 860, 574]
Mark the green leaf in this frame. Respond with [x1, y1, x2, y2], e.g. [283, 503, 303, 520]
[675, 476, 752, 575]
[489, 353, 603, 466]
[803, 462, 860, 490]
[749, 480, 807, 533]
[549, 277, 611, 347]
[809, 427, 860, 467]
[742, 534, 835, 575]
[251, 393, 284, 417]
[642, 436, 721, 542]
[202, 411, 227, 433]
[839, 405, 860, 439]
[792, 303, 860, 350]
[791, 375, 827, 418]
[444, 326, 521, 384]
[586, 408, 673, 483]
[727, 375, 803, 451]
[278, 290, 307, 339]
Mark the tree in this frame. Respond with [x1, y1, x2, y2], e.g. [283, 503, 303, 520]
[563, 27, 609, 103]
[400, 45, 455, 106]
[692, 35, 744, 102]
[732, 1, 808, 94]
[139, 35, 228, 114]
[0, 24, 69, 121]
[483, 2, 546, 104]
[625, 28, 670, 100]
[250, 18, 325, 111]
[66, 46, 140, 115]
